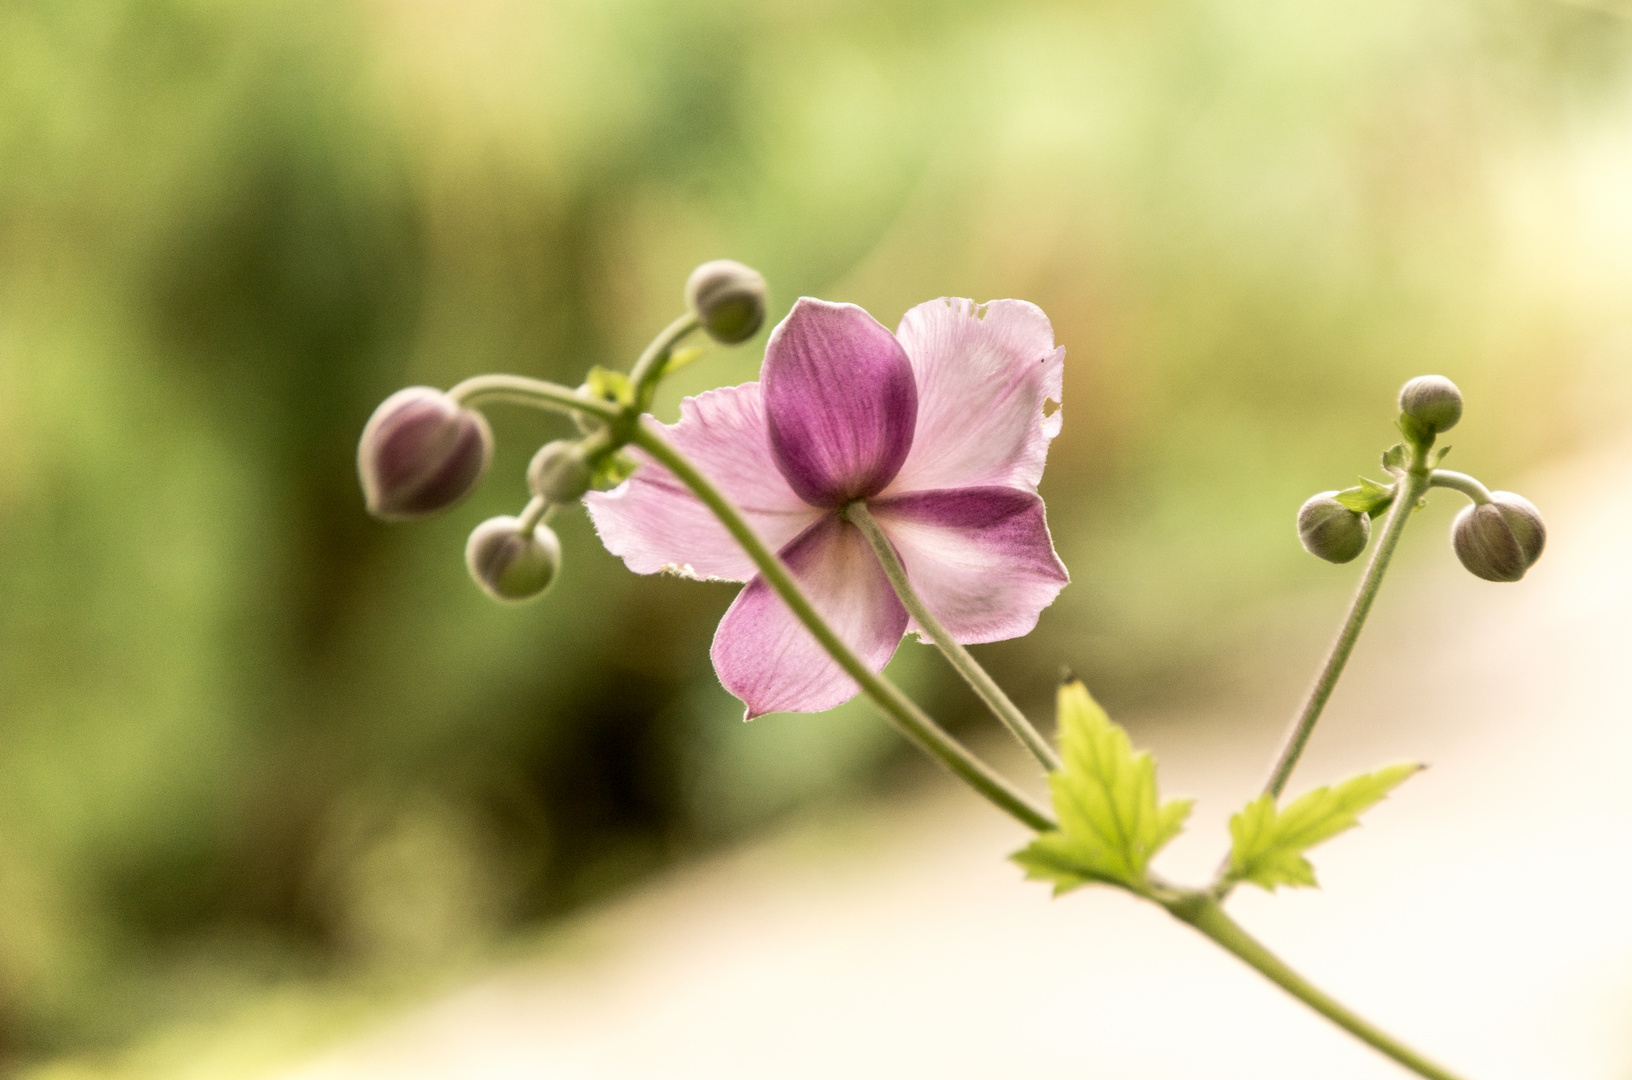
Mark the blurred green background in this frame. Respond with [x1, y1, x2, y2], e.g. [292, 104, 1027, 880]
[2, 0, 1630, 1074]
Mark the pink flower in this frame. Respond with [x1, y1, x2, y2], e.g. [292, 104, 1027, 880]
[586, 297, 1070, 717]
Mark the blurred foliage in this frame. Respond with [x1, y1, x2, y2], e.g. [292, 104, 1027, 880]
[2, 0, 1631, 1072]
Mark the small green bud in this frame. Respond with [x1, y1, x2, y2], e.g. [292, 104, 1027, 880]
[685, 259, 767, 344]
[358, 387, 493, 520]
[465, 517, 562, 602]
[527, 440, 594, 504]
[1398, 375, 1463, 434]
[1298, 491, 1371, 563]
[1451, 492, 1545, 582]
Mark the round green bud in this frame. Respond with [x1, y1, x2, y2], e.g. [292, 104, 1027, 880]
[465, 517, 562, 602]
[1398, 375, 1463, 434]
[1451, 492, 1545, 582]
[527, 440, 594, 504]
[685, 259, 767, 345]
[1297, 492, 1371, 564]
[358, 387, 493, 520]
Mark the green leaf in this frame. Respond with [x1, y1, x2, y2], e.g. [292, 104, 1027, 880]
[590, 449, 638, 490]
[1334, 476, 1395, 517]
[1433, 445, 1452, 466]
[1381, 443, 1408, 473]
[1225, 764, 1422, 891]
[583, 366, 635, 406]
[660, 344, 707, 377]
[1012, 679, 1192, 895]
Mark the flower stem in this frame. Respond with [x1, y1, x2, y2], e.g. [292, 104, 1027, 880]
[1165, 894, 1469, 1080]
[518, 496, 555, 535]
[448, 374, 625, 424]
[633, 423, 1056, 833]
[1257, 460, 1431, 805]
[1427, 469, 1493, 504]
[844, 501, 1062, 773]
[629, 313, 702, 410]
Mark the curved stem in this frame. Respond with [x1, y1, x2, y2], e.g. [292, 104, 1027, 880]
[629, 313, 702, 410]
[448, 374, 624, 424]
[1428, 469, 1493, 504]
[518, 496, 555, 535]
[633, 423, 1055, 833]
[844, 501, 1062, 773]
[1170, 896, 1470, 1080]
[1258, 465, 1430, 804]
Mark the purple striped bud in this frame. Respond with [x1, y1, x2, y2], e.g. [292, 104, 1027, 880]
[1399, 375, 1463, 434]
[1297, 492, 1371, 564]
[1452, 492, 1545, 582]
[358, 387, 492, 520]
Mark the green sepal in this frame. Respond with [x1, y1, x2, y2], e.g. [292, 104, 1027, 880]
[590, 449, 639, 490]
[1381, 443, 1408, 474]
[1395, 411, 1433, 448]
[1224, 763, 1422, 891]
[660, 344, 707, 378]
[1334, 476, 1395, 518]
[584, 366, 636, 407]
[1012, 678, 1193, 895]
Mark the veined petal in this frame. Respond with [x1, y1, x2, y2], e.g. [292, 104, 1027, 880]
[886, 298, 1064, 495]
[869, 487, 1068, 644]
[711, 515, 907, 717]
[585, 384, 823, 582]
[763, 298, 918, 507]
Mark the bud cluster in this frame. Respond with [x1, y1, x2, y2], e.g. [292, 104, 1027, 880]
[356, 260, 767, 604]
[1296, 375, 1546, 584]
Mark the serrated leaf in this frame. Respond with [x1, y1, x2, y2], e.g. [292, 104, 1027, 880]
[1334, 476, 1395, 516]
[590, 449, 638, 490]
[1012, 679, 1193, 895]
[1226, 764, 1421, 891]
[583, 366, 635, 406]
[1381, 443, 1408, 473]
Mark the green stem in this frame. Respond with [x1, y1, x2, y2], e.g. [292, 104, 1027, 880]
[629, 313, 702, 410]
[1427, 469, 1492, 504]
[633, 423, 1056, 833]
[518, 496, 555, 535]
[1169, 895, 1470, 1080]
[844, 501, 1062, 773]
[1258, 461, 1431, 804]
[448, 374, 624, 424]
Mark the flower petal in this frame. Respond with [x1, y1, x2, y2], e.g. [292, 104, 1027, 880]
[763, 298, 918, 507]
[886, 298, 1065, 495]
[585, 384, 823, 582]
[869, 487, 1069, 644]
[711, 514, 908, 717]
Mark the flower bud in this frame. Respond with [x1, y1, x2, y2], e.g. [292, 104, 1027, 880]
[527, 440, 594, 504]
[1398, 375, 1463, 434]
[465, 516, 561, 602]
[1297, 492, 1371, 564]
[1451, 492, 1545, 582]
[685, 259, 767, 344]
[359, 387, 492, 520]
